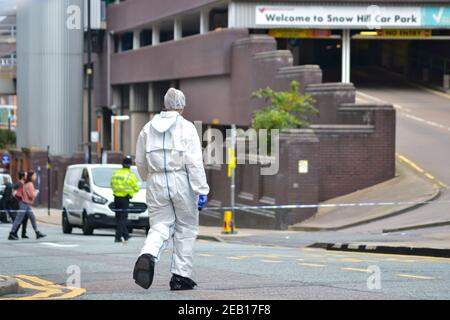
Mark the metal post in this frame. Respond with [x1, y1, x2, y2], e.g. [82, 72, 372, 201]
[111, 115, 115, 152]
[87, 0, 93, 164]
[230, 124, 237, 233]
[47, 146, 51, 216]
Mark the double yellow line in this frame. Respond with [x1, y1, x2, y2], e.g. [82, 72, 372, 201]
[396, 153, 448, 189]
[0, 275, 86, 300]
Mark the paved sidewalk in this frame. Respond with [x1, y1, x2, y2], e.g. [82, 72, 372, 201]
[289, 159, 441, 231]
[32, 210, 286, 242]
[310, 232, 450, 258]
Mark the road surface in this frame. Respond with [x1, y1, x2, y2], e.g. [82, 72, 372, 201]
[1, 224, 449, 300]
[347, 69, 450, 232]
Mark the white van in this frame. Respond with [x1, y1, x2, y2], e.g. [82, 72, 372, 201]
[62, 164, 149, 235]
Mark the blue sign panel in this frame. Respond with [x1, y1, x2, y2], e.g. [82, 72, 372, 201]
[2, 154, 10, 165]
[423, 7, 450, 27]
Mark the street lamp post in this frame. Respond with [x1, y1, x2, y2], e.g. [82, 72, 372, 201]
[87, 0, 93, 163]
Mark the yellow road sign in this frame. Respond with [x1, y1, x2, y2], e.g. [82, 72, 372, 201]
[269, 29, 331, 38]
[377, 29, 432, 38]
[227, 148, 236, 177]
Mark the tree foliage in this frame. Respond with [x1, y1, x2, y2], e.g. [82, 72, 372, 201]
[251, 81, 318, 131]
[0, 130, 16, 149]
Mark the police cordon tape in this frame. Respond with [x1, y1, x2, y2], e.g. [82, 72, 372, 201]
[3, 199, 449, 214]
[203, 199, 450, 211]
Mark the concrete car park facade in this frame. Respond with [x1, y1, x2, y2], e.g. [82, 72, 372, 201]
[89, 0, 450, 157]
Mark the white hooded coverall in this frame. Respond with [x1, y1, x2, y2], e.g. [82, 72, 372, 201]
[135, 111, 210, 278]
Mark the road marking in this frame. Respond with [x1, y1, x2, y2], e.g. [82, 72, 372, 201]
[197, 253, 214, 257]
[16, 275, 55, 286]
[0, 275, 86, 300]
[304, 254, 325, 258]
[301, 248, 323, 252]
[340, 258, 363, 263]
[227, 257, 243, 260]
[326, 249, 450, 263]
[13, 278, 63, 300]
[413, 84, 450, 101]
[39, 242, 79, 248]
[397, 274, 434, 280]
[260, 259, 283, 263]
[397, 153, 449, 189]
[299, 263, 326, 268]
[358, 90, 450, 134]
[341, 267, 370, 273]
[402, 113, 450, 133]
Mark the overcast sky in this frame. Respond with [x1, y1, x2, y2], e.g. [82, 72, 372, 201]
[0, 0, 17, 15]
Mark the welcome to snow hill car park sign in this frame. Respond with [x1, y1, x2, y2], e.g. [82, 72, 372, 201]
[255, 5, 450, 29]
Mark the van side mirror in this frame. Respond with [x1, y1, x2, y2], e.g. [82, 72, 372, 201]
[78, 180, 90, 193]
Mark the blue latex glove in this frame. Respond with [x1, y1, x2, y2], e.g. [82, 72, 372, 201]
[198, 195, 208, 211]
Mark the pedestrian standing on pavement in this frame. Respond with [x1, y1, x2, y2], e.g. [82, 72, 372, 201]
[0, 176, 12, 223]
[8, 171, 46, 240]
[133, 88, 210, 291]
[10, 172, 29, 238]
[110, 156, 140, 244]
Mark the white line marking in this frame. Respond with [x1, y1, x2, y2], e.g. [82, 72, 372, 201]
[40, 243, 79, 248]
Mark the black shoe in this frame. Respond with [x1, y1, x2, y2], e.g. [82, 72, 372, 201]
[170, 274, 198, 291]
[115, 239, 122, 243]
[133, 254, 155, 289]
[8, 233, 19, 241]
[36, 231, 46, 239]
[22, 234, 29, 239]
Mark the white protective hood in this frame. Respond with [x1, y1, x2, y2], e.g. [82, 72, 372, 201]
[151, 111, 179, 133]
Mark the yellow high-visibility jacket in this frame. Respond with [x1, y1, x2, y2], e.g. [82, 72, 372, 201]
[110, 168, 140, 198]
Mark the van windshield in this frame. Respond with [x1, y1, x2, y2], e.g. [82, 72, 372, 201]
[91, 167, 146, 189]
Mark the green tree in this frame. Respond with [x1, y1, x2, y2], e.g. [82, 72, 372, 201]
[0, 129, 16, 149]
[251, 81, 318, 131]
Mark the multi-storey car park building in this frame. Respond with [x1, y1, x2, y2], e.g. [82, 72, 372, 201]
[8, 0, 450, 219]
[88, 0, 450, 157]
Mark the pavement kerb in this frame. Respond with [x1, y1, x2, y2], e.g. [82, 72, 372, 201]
[196, 234, 224, 242]
[35, 215, 59, 226]
[289, 183, 441, 232]
[308, 242, 450, 258]
[0, 276, 19, 297]
[34, 213, 226, 242]
[383, 220, 450, 233]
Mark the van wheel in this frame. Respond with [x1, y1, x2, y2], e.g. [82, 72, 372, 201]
[62, 210, 73, 234]
[82, 212, 94, 236]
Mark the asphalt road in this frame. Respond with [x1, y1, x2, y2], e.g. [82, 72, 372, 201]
[346, 69, 450, 232]
[1, 223, 449, 300]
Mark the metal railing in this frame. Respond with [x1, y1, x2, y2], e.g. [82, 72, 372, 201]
[0, 55, 16, 67]
[0, 24, 16, 38]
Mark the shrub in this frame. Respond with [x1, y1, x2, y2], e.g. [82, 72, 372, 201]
[0, 129, 16, 149]
[251, 80, 318, 131]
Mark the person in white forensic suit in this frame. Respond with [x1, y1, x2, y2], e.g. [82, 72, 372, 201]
[133, 88, 210, 291]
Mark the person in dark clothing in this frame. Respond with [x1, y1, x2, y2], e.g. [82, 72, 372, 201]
[3, 172, 29, 238]
[0, 176, 12, 223]
[8, 171, 44, 240]
[0, 173, 29, 238]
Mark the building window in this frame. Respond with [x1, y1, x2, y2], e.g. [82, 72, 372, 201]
[209, 9, 228, 30]
[182, 13, 200, 37]
[121, 32, 133, 51]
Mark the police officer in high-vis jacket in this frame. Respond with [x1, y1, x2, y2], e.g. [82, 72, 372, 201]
[111, 156, 140, 243]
